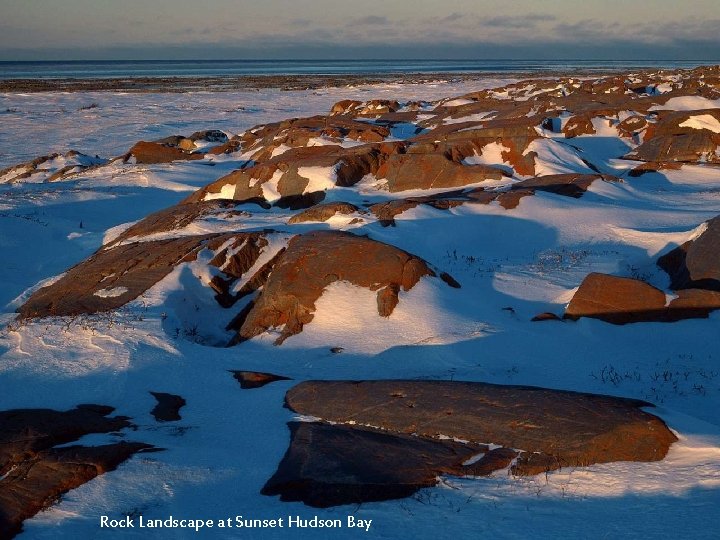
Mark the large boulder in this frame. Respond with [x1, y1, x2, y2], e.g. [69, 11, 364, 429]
[124, 141, 204, 164]
[658, 216, 720, 291]
[235, 230, 454, 344]
[564, 273, 668, 324]
[564, 272, 720, 323]
[283, 380, 676, 478]
[262, 421, 484, 507]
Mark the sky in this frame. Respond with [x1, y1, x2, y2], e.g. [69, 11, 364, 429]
[1, 0, 719, 61]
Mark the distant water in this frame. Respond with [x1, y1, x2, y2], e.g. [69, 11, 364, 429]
[0, 59, 710, 79]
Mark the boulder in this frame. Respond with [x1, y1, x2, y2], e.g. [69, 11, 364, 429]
[262, 421, 483, 507]
[284, 380, 676, 477]
[288, 202, 361, 224]
[658, 216, 720, 291]
[564, 273, 668, 324]
[235, 230, 451, 344]
[378, 151, 504, 192]
[511, 173, 619, 198]
[124, 141, 204, 164]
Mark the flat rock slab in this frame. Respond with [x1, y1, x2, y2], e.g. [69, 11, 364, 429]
[285, 380, 677, 475]
[0, 405, 154, 539]
[262, 421, 484, 507]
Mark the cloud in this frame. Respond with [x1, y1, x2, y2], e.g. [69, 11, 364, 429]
[351, 15, 390, 26]
[483, 13, 557, 28]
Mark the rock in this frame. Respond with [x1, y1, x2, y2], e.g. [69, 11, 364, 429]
[564, 273, 668, 324]
[0, 405, 153, 539]
[235, 230, 451, 344]
[284, 380, 677, 476]
[0, 151, 107, 184]
[262, 421, 482, 507]
[231, 371, 291, 389]
[288, 202, 361, 224]
[187, 144, 383, 205]
[658, 216, 720, 291]
[565, 272, 720, 323]
[625, 110, 720, 164]
[18, 232, 270, 318]
[531, 312, 562, 322]
[563, 115, 596, 138]
[124, 141, 204, 164]
[378, 150, 505, 192]
[511, 173, 619, 198]
[190, 129, 228, 143]
[109, 200, 245, 245]
[149, 392, 186, 421]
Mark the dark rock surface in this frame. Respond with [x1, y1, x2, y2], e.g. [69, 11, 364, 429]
[658, 216, 720, 291]
[262, 421, 482, 507]
[231, 370, 291, 389]
[0, 405, 153, 539]
[149, 392, 186, 421]
[284, 380, 677, 476]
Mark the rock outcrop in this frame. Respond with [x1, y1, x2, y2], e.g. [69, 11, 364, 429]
[262, 380, 677, 506]
[0, 405, 153, 539]
[234, 230, 452, 344]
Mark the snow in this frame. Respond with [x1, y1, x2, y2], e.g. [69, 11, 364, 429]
[1, 73, 720, 539]
[650, 95, 720, 111]
[679, 114, 720, 133]
[93, 286, 129, 298]
[203, 182, 236, 201]
[297, 165, 338, 194]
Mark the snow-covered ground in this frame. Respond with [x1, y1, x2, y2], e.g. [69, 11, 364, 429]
[1, 78, 720, 539]
[0, 78, 514, 169]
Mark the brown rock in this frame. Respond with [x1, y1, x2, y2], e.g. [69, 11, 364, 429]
[531, 312, 562, 322]
[512, 173, 619, 198]
[378, 151, 504, 192]
[288, 202, 361, 224]
[284, 380, 677, 476]
[231, 370, 291, 389]
[236, 231, 449, 344]
[18, 232, 270, 318]
[0, 405, 152, 539]
[125, 141, 204, 164]
[564, 273, 668, 324]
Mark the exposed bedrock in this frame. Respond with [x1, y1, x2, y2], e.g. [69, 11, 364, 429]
[262, 380, 677, 507]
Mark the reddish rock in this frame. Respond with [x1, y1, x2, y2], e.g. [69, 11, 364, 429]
[378, 151, 504, 192]
[0, 405, 153, 539]
[231, 371, 292, 389]
[564, 273, 668, 324]
[284, 380, 677, 477]
[531, 312, 562, 322]
[18, 232, 269, 318]
[512, 173, 620, 198]
[125, 141, 204, 164]
[563, 115, 596, 138]
[236, 230, 453, 344]
[288, 202, 361, 224]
